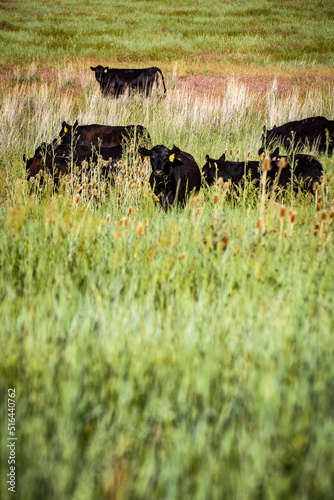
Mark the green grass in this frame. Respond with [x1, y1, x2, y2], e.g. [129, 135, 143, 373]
[1, 1, 334, 498]
[0, 75, 334, 499]
[0, 0, 334, 71]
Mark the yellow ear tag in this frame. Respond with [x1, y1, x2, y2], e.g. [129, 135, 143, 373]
[104, 68, 108, 73]
[260, 153, 264, 161]
[169, 154, 175, 162]
[209, 162, 212, 168]
[64, 126, 67, 133]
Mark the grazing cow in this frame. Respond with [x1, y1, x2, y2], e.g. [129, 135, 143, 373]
[260, 116, 334, 155]
[59, 120, 151, 148]
[90, 65, 167, 97]
[139, 144, 201, 207]
[203, 148, 322, 192]
[24, 140, 124, 186]
[202, 154, 261, 186]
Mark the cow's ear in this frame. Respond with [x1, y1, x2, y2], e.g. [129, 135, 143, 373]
[138, 147, 151, 157]
[205, 154, 210, 162]
[90, 66, 96, 71]
[218, 153, 226, 162]
[169, 145, 180, 162]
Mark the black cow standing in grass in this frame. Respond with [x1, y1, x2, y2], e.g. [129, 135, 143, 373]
[90, 65, 167, 98]
[139, 144, 201, 207]
[59, 120, 151, 148]
[260, 116, 334, 155]
[203, 148, 323, 193]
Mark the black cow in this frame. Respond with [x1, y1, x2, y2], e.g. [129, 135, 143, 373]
[59, 120, 151, 149]
[90, 65, 167, 98]
[202, 154, 261, 186]
[24, 140, 124, 186]
[139, 144, 201, 207]
[203, 149, 322, 192]
[260, 116, 334, 155]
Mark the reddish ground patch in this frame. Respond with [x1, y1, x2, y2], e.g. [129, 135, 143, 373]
[179, 74, 334, 98]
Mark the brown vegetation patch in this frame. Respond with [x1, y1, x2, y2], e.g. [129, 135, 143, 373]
[179, 74, 334, 98]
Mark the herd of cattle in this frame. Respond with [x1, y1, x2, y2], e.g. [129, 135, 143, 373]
[23, 66, 334, 207]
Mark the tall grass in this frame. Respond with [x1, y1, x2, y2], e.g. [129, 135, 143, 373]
[1, 69, 334, 499]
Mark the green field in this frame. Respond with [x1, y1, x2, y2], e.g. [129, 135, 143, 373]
[1, 1, 334, 499]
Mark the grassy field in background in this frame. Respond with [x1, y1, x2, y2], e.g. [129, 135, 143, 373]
[1, 1, 334, 499]
[0, 0, 334, 74]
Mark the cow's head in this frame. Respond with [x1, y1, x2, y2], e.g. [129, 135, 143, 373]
[202, 154, 226, 185]
[90, 65, 109, 83]
[59, 120, 78, 144]
[139, 144, 182, 177]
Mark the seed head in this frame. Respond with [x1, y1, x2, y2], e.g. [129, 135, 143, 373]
[135, 207, 140, 214]
[194, 196, 201, 207]
[279, 205, 286, 218]
[313, 182, 320, 191]
[30, 176, 35, 183]
[224, 182, 230, 191]
[217, 177, 224, 185]
[74, 194, 80, 204]
[76, 184, 81, 191]
[289, 210, 297, 224]
[330, 209, 334, 220]
[320, 209, 327, 221]
[92, 188, 97, 196]
[136, 222, 144, 234]
[278, 157, 287, 169]
[195, 207, 201, 215]
[213, 193, 219, 204]
[179, 253, 187, 262]
[262, 155, 272, 171]
[128, 206, 133, 215]
[106, 214, 111, 223]
[229, 149, 233, 156]
[236, 156, 240, 162]
[256, 218, 262, 229]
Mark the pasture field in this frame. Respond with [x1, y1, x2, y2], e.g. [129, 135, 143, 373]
[1, 1, 334, 499]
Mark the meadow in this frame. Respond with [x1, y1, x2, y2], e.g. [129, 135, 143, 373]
[1, 1, 334, 499]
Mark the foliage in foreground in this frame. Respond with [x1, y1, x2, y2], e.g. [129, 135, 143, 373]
[1, 74, 334, 499]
